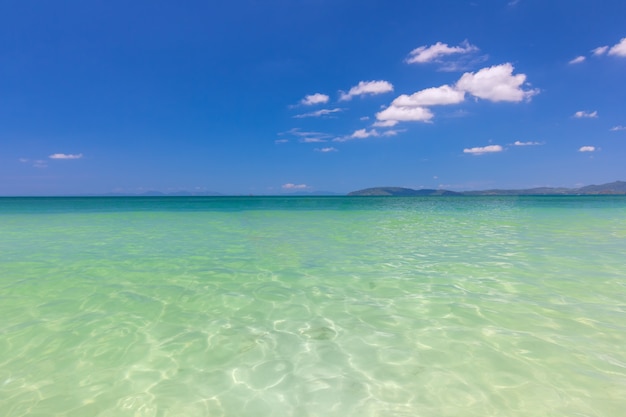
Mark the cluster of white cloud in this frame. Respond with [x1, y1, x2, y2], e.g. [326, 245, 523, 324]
[570, 37, 626, 64]
[573, 110, 598, 119]
[284, 40, 540, 160]
[375, 63, 537, 126]
[293, 81, 393, 119]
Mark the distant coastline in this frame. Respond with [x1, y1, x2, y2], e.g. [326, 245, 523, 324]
[348, 181, 626, 196]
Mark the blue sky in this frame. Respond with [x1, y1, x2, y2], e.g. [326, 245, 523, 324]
[1, 0, 625, 195]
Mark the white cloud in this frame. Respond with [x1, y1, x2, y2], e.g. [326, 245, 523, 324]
[375, 105, 434, 124]
[569, 56, 586, 64]
[301, 138, 327, 143]
[294, 108, 343, 118]
[463, 145, 503, 155]
[456, 63, 538, 102]
[406, 41, 478, 64]
[608, 37, 626, 57]
[391, 85, 465, 107]
[19, 158, 29, 163]
[610, 125, 626, 131]
[593, 46, 609, 56]
[49, 153, 83, 159]
[274, 139, 289, 144]
[316, 147, 338, 153]
[282, 183, 308, 189]
[339, 80, 394, 101]
[579, 146, 595, 152]
[350, 128, 379, 139]
[573, 110, 598, 118]
[360, 116, 370, 121]
[300, 93, 329, 106]
[513, 140, 542, 146]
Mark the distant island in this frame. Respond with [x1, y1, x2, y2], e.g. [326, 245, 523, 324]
[348, 181, 626, 196]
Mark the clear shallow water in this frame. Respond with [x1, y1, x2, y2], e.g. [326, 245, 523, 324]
[1, 196, 625, 417]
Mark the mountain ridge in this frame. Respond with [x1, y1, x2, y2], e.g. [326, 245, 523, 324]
[348, 181, 626, 196]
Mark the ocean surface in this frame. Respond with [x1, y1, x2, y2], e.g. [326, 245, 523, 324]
[1, 196, 625, 417]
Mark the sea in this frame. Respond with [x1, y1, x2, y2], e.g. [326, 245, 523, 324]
[1, 196, 625, 417]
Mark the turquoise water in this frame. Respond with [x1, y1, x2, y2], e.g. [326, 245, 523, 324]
[1, 196, 625, 417]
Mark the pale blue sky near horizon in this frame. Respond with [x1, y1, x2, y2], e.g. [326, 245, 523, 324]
[1, 0, 625, 195]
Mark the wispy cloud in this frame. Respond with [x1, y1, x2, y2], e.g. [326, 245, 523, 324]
[406, 41, 478, 64]
[275, 139, 289, 144]
[49, 153, 83, 160]
[381, 129, 405, 137]
[282, 183, 308, 189]
[610, 125, 626, 131]
[293, 108, 343, 118]
[463, 145, 503, 155]
[513, 140, 542, 146]
[300, 93, 329, 106]
[315, 147, 338, 153]
[280, 128, 331, 143]
[579, 146, 596, 152]
[19, 158, 48, 168]
[569, 56, 585, 64]
[339, 80, 393, 101]
[334, 128, 380, 142]
[405, 40, 485, 71]
[573, 110, 598, 118]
